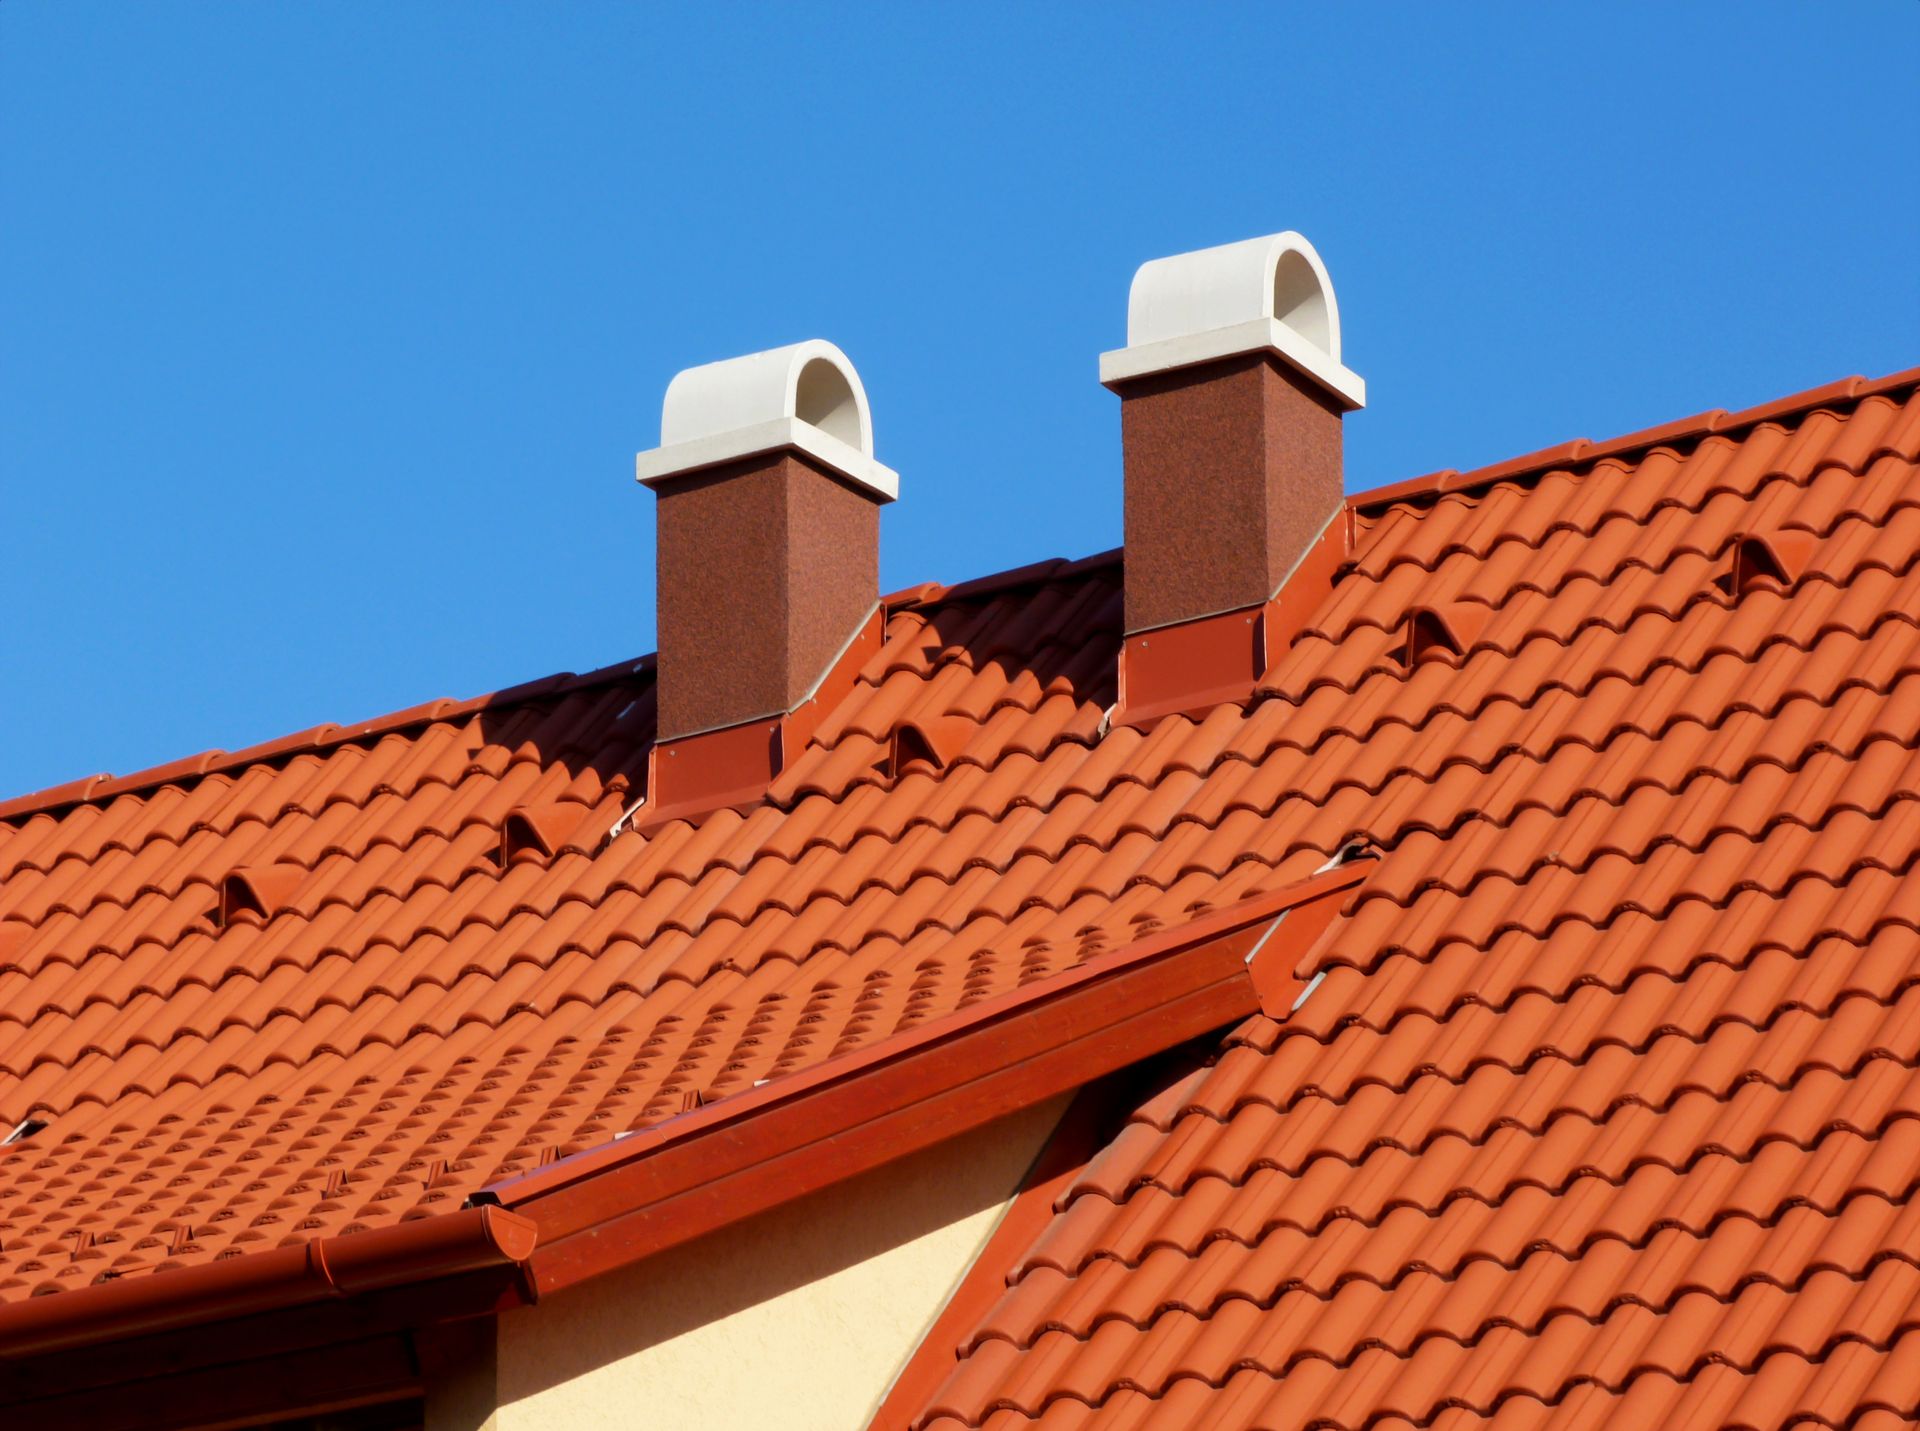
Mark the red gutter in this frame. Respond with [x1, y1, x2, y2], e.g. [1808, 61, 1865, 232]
[0, 1204, 536, 1363]
[485, 858, 1372, 1297]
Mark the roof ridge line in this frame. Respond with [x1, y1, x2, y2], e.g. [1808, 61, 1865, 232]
[0, 656, 659, 828]
[6, 366, 1905, 824]
[1349, 362, 1920, 516]
[882, 546, 1123, 613]
[2, 545, 1132, 826]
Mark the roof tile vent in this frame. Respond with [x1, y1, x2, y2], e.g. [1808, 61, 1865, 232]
[218, 864, 308, 927]
[1716, 530, 1817, 598]
[1400, 602, 1490, 667]
[885, 715, 975, 778]
[501, 803, 595, 866]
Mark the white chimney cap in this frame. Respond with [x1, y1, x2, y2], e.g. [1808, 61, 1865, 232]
[1098, 232, 1365, 410]
[636, 339, 898, 501]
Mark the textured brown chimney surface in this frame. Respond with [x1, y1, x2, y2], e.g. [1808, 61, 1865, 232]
[654, 450, 878, 740]
[1118, 351, 1343, 634]
[1100, 233, 1364, 726]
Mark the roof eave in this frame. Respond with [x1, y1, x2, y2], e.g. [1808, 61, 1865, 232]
[0, 1203, 537, 1364]
[486, 858, 1374, 1299]
[0, 1206, 537, 1426]
[0, 861, 1371, 1392]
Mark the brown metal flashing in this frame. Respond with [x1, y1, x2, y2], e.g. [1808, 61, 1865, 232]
[642, 711, 784, 828]
[639, 604, 883, 830]
[1114, 604, 1263, 729]
[1113, 511, 1350, 730]
[484, 859, 1373, 1300]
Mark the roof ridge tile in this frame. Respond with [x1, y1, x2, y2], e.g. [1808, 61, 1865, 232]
[1352, 365, 1914, 516]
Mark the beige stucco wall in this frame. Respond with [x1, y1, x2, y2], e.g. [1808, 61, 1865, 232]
[424, 1096, 1066, 1431]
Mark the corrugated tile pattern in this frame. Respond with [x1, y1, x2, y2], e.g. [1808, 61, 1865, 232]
[2, 371, 1916, 1431]
[907, 380, 1920, 1429]
[1, 547, 1361, 1303]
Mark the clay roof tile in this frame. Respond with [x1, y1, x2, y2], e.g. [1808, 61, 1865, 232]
[6, 367, 1920, 1430]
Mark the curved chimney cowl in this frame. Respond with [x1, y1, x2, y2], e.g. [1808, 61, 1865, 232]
[637, 339, 897, 500]
[1100, 231, 1364, 409]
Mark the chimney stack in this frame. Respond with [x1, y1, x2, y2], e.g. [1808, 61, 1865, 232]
[1100, 233, 1365, 725]
[636, 340, 896, 822]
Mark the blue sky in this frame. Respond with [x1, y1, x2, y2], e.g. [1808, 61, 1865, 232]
[3, 3, 1916, 800]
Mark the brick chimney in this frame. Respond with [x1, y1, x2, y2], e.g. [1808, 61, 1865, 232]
[636, 340, 896, 823]
[1100, 233, 1366, 726]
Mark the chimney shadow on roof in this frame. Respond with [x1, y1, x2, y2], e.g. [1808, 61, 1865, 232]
[471, 671, 657, 808]
[902, 569, 1124, 717]
[462, 562, 1125, 813]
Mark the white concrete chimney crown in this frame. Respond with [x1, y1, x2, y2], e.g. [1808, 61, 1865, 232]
[636, 339, 898, 501]
[1098, 232, 1365, 410]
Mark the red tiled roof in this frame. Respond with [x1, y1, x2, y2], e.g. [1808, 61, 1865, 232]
[882, 370, 1920, 1430]
[2, 366, 1918, 1428]
[0, 548, 1299, 1304]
